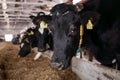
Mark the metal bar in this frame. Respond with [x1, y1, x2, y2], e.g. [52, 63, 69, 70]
[0, 18, 30, 22]
[0, 1, 58, 6]
[0, 14, 30, 16]
[0, 20, 31, 22]
[0, 9, 40, 12]
[1, 8, 35, 11]
[0, 18, 30, 19]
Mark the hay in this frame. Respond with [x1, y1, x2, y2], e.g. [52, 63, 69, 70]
[0, 42, 80, 80]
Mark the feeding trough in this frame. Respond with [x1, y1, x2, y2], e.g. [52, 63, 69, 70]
[72, 57, 120, 80]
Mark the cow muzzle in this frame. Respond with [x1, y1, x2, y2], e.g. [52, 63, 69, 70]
[50, 62, 64, 70]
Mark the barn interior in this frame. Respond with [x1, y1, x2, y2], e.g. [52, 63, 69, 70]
[0, 0, 80, 41]
[1, 0, 120, 80]
[0, 0, 58, 41]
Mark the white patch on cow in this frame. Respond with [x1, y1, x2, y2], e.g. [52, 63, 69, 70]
[39, 28, 44, 34]
[34, 52, 42, 60]
[20, 43, 24, 48]
[19, 33, 25, 43]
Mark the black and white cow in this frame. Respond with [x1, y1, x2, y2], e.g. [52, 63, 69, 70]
[19, 12, 53, 60]
[29, 12, 53, 52]
[18, 27, 38, 58]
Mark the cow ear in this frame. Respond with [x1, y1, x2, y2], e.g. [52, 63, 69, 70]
[80, 11, 100, 29]
[30, 31, 34, 35]
[37, 12, 45, 16]
[40, 21, 48, 29]
[28, 30, 34, 35]
[86, 19, 93, 30]
[75, 3, 84, 12]
[29, 15, 35, 20]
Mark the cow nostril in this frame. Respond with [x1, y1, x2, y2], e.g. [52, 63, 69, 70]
[50, 62, 64, 70]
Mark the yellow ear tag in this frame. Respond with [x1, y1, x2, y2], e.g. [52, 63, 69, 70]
[79, 25, 84, 46]
[40, 21, 48, 29]
[80, 25, 83, 36]
[30, 31, 34, 35]
[86, 20, 93, 30]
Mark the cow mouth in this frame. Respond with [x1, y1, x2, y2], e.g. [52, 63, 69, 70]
[50, 62, 64, 70]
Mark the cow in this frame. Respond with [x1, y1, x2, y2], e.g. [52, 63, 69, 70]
[80, 17, 120, 70]
[77, 0, 120, 70]
[29, 12, 53, 52]
[18, 12, 53, 60]
[49, 3, 100, 70]
[18, 27, 38, 57]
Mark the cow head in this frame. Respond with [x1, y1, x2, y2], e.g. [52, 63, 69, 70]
[29, 12, 52, 52]
[49, 3, 81, 70]
[49, 3, 100, 70]
[18, 27, 37, 57]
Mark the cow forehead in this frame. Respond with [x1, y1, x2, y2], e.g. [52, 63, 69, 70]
[51, 3, 77, 14]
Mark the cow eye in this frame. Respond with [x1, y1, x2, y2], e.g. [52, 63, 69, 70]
[68, 28, 76, 36]
[71, 30, 74, 33]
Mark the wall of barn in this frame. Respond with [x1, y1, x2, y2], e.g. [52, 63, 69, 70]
[0, 22, 34, 36]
